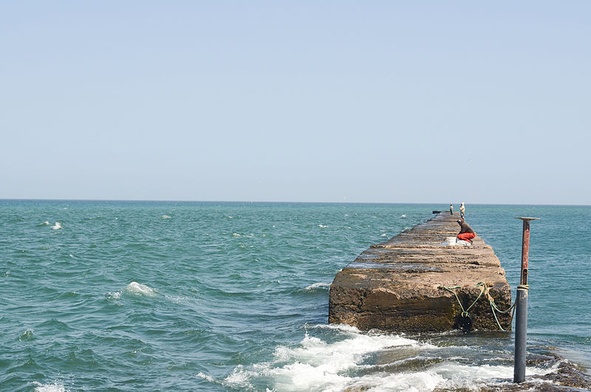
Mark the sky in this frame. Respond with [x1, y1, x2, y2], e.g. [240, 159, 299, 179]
[1, 1, 590, 205]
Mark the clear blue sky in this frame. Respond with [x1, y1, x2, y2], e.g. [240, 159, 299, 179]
[2, 1, 589, 205]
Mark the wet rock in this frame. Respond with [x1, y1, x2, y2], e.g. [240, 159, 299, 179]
[475, 358, 591, 391]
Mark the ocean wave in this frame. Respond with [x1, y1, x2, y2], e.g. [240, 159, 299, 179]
[105, 291, 122, 301]
[303, 282, 330, 292]
[32, 381, 66, 392]
[18, 328, 34, 341]
[124, 282, 157, 297]
[222, 325, 568, 392]
[224, 326, 422, 391]
[196, 372, 215, 383]
[2, 201, 589, 391]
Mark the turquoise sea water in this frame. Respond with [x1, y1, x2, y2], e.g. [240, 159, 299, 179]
[1, 200, 589, 391]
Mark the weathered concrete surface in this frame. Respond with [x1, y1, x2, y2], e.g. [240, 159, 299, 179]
[328, 212, 512, 333]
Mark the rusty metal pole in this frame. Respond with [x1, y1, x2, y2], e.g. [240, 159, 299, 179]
[514, 217, 539, 383]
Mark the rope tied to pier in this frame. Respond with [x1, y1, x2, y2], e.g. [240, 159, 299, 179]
[443, 282, 515, 332]
[443, 283, 487, 332]
[483, 284, 516, 332]
[481, 284, 526, 332]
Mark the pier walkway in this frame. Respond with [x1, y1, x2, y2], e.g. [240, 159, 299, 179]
[328, 212, 512, 333]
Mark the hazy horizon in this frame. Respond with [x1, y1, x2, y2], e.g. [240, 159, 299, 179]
[1, 198, 588, 207]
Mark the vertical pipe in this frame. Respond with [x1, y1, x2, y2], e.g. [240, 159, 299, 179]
[513, 285, 528, 383]
[520, 219, 532, 286]
[514, 217, 538, 383]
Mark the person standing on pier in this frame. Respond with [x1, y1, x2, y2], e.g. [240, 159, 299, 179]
[456, 219, 475, 243]
[449, 204, 454, 215]
[460, 202, 465, 219]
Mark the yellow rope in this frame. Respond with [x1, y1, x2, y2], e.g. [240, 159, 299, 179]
[443, 282, 515, 331]
[443, 283, 486, 318]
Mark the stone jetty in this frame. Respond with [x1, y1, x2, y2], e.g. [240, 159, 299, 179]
[328, 212, 512, 333]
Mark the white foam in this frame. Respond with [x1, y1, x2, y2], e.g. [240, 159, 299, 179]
[224, 365, 255, 390]
[32, 382, 66, 392]
[227, 326, 426, 391]
[303, 282, 330, 291]
[125, 282, 156, 297]
[349, 371, 445, 392]
[106, 291, 122, 301]
[196, 372, 215, 382]
[226, 325, 564, 391]
[425, 360, 557, 390]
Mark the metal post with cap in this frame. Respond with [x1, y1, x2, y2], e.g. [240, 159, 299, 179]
[514, 217, 539, 383]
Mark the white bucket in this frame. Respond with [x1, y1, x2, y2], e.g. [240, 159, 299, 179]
[443, 237, 457, 246]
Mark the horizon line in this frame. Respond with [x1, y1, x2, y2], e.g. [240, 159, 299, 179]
[1, 198, 589, 207]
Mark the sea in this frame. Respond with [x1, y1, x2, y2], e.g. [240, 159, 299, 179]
[1, 200, 590, 392]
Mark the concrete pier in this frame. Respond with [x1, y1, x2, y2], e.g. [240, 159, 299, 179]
[328, 212, 512, 333]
